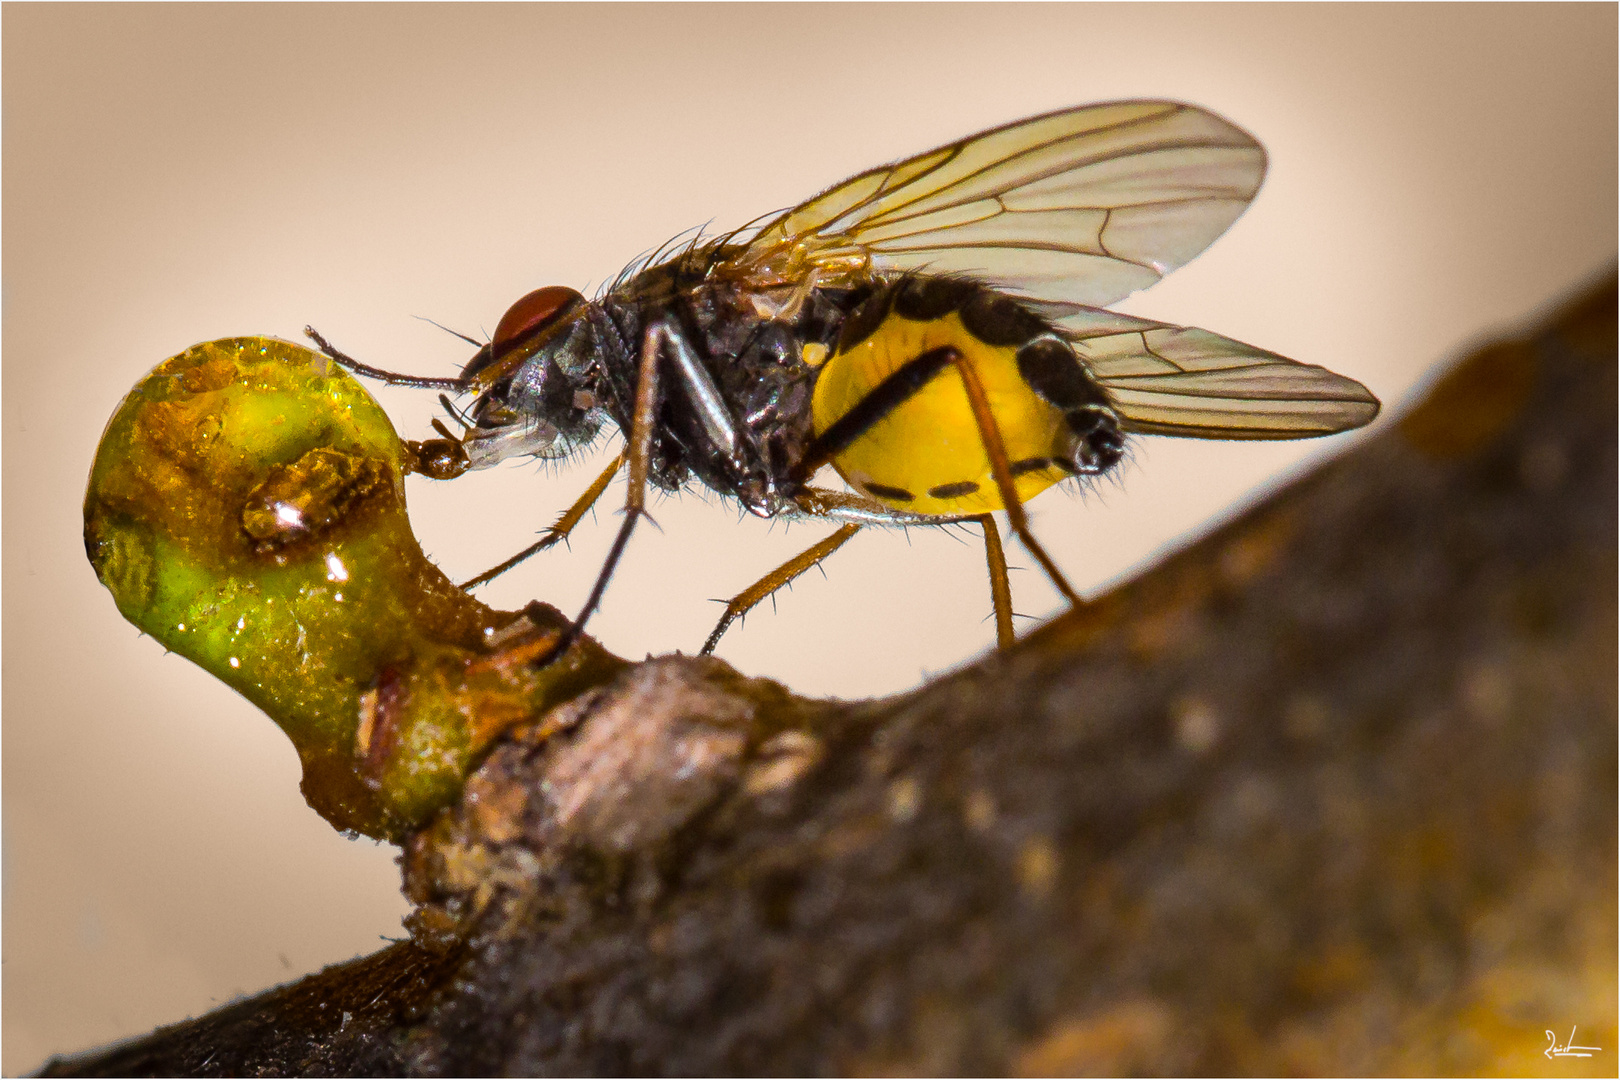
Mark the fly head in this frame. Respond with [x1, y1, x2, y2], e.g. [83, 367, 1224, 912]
[459, 286, 608, 469]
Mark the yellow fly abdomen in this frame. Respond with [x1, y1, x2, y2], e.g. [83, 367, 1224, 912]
[811, 307, 1075, 515]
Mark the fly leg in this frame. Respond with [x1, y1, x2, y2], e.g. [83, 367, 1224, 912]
[704, 471, 1002, 655]
[791, 487, 1014, 650]
[700, 523, 861, 655]
[460, 451, 625, 589]
[304, 326, 470, 391]
[701, 480, 997, 655]
[789, 344, 1072, 650]
[947, 352, 1083, 608]
[533, 323, 667, 667]
[789, 346, 963, 485]
[972, 513, 1016, 649]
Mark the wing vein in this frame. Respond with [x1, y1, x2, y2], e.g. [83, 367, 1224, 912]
[729, 101, 1269, 307]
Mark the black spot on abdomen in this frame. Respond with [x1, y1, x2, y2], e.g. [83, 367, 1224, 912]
[927, 480, 980, 500]
[862, 481, 915, 502]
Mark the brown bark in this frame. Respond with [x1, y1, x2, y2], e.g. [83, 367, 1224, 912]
[41, 271, 1617, 1077]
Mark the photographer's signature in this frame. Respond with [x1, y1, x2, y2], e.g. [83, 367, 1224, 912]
[1545, 1026, 1601, 1059]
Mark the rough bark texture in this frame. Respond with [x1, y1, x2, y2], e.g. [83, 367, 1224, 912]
[41, 272, 1617, 1077]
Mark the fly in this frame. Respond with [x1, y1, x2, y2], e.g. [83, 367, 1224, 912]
[309, 100, 1380, 664]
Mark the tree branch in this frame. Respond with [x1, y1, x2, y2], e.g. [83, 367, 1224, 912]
[44, 271, 1617, 1077]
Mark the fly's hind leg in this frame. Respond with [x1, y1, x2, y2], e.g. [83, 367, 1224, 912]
[947, 352, 1083, 608]
[700, 522, 862, 655]
[712, 486, 1011, 653]
[790, 344, 1079, 649]
[972, 513, 1015, 650]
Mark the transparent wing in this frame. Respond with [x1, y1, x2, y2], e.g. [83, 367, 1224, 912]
[734, 101, 1266, 307]
[1057, 308, 1381, 439]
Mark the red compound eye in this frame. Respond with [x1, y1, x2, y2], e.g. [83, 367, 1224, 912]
[492, 286, 584, 355]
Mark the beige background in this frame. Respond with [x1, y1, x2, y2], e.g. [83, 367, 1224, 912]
[4, 3, 1614, 1072]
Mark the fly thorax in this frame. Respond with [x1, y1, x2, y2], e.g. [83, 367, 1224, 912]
[729, 321, 817, 480]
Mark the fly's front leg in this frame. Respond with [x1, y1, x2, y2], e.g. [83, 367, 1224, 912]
[400, 423, 474, 482]
[304, 326, 470, 391]
[303, 327, 479, 480]
[533, 323, 666, 667]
